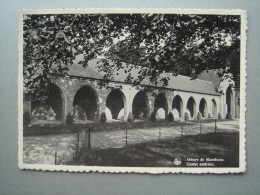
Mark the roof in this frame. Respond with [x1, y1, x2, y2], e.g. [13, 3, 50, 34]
[67, 59, 220, 96]
[198, 70, 223, 90]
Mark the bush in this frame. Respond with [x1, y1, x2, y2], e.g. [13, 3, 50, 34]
[218, 112, 222, 120]
[184, 112, 189, 121]
[197, 112, 202, 120]
[127, 112, 134, 123]
[23, 112, 31, 127]
[150, 111, 156, 122]
[32, 105, 56, 120]
[73, 105, 87, 120]
[100, 112, 107, 123]
[168, 112, 174, 122]
[208, 113, 211, 119]
[66, 113, 74, 124]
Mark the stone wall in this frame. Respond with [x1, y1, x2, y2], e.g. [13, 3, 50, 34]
[24, 75, 240, 123]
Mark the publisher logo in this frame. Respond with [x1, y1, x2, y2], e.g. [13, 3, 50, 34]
[173, 158, 182, 166]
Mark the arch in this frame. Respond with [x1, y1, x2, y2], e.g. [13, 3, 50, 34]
[154, 93, 168, 120]
[186, 97, 196, 118]
[199, 98, 208, 118]
[132, 91, 149, 120]
[172, 95, 183, 118]
[73, 85, 99, 120]
[211, 99, 217, 118]
[226, 86, 234, 119]
[31, 83, 63, 121]
[106, 89, 127, 120]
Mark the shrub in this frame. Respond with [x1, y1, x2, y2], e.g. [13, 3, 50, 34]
[66, 112, 74, 124]
[184, 112, 189, 121]
[150, 111, 156, 122]
[168, 112, 174, 122]
[208, 113, 211, 119]
[23, 112, 31, 127]
[197, 112, 202, 120]
[127, 112, 134, 123]
[32, 105, 56, 120]
[218, 112, 222, 120]
[73, 105, 87, 120]
[100, 112, 107, 123]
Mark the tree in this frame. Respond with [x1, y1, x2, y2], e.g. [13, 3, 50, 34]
[23, 14, 241, 102]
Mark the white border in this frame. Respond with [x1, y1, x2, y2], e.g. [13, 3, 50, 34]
[18, 8, 247, 174]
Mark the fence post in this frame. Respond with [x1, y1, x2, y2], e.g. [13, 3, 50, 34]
[200, 119, 202, 134]
[77, 131, 80, 153]
[181, 125, 184, 136]
[159, 123, 161, 140]
[88, 128, 91, 149]
[126, 122, 128, 146]
[54, 144, 58, 165]
[215, 119, 217, 133]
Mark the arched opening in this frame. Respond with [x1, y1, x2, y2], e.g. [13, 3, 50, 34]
[106, 89, 126, 120]
[211, 99, 217, 118]
[132, 91, 149, 120]
[156, 108, 166, 119]
[172, 95, 183, 118]
[73, 86, 98, 120]
[31, 84, 63, 122]
[187, 97, 196, 118]
[226, 86, 234, 119]
[199, 98, 208, 118]
[154, 93, 168, 120]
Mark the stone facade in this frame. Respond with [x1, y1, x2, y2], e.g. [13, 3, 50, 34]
[24, 72, 240, 123]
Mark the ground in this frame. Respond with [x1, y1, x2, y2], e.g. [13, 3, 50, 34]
[23, 120, 239, 166]
[79, 132, 239, 167]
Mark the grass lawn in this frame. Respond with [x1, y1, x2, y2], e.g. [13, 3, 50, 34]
[74, 132, 239, 167]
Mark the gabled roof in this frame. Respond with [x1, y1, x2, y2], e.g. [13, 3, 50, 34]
[67, 59, 220, 96]
[198, 69, 223, 90]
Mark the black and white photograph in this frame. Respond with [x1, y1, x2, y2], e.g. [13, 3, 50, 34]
[18, 8, 246, 173]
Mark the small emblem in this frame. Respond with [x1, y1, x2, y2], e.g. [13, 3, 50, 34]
[173, 158, 182, 166]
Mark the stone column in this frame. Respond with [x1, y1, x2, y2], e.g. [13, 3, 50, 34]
[147, 91, 155, 118]
[98, 88, 110, 121]
[63, 92, 74, 124]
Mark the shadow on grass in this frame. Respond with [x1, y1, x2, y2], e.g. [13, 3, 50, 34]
[70, 132, 239, 167]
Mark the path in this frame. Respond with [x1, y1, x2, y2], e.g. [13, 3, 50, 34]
[23, 120, 239, 165]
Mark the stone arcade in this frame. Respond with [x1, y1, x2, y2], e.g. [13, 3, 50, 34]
[23, 60, 240, 123]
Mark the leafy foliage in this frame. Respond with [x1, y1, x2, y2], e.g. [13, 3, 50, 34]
[23, 14, 241, 102]
[32, 105, 56, 120]
[72, 105, 87, 120]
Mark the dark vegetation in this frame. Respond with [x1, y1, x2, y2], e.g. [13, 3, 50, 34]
[24, 14, 241, 103]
